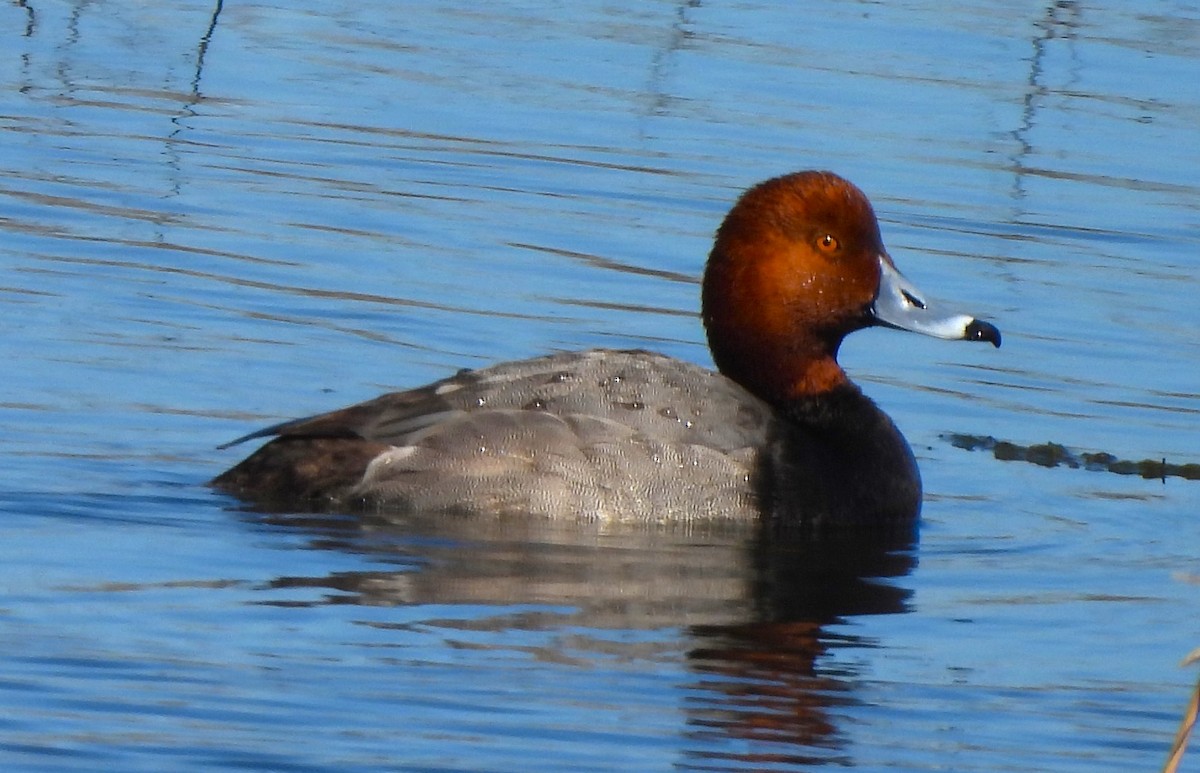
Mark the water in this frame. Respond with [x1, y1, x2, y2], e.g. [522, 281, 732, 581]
[2, 1, 1199, 770]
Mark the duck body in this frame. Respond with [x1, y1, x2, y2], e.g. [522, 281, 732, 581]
[213, 171, 999, 528]
[213, 348, 919, 527]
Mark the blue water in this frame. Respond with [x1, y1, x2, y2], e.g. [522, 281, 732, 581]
[2, 1, 1198, 771]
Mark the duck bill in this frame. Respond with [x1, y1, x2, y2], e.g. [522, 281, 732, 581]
[871, 255, 1001, 347]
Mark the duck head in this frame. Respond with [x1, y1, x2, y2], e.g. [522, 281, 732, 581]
[701, 171, 1000, 403]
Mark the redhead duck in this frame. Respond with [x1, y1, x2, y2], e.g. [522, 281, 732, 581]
[212, 171, 999, 528]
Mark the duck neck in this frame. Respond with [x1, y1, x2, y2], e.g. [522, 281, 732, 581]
[721, 348, 853, 408]
[778, 356, 852, 400]
[779, 379, 880, 434]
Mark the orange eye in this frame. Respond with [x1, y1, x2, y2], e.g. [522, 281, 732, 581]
[817, 233, 840, 252]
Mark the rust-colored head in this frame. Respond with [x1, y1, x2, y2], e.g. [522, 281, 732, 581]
[702, 171, 887, 401]
[702, 171, 1000, 405]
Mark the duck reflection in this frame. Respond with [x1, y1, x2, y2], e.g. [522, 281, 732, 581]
[252, 510, 915, 764]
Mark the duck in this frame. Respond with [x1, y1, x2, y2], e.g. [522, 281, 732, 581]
[212, 171, 1000, 529]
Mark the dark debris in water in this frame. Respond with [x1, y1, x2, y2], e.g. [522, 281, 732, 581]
[943, 433, 1200, 482]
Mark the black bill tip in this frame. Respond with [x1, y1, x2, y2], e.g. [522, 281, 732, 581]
[965, 319, 1002, 348]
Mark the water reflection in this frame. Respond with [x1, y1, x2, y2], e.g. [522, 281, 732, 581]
[251, 510, 915, 764]
[1009, 0, 1082, 204]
